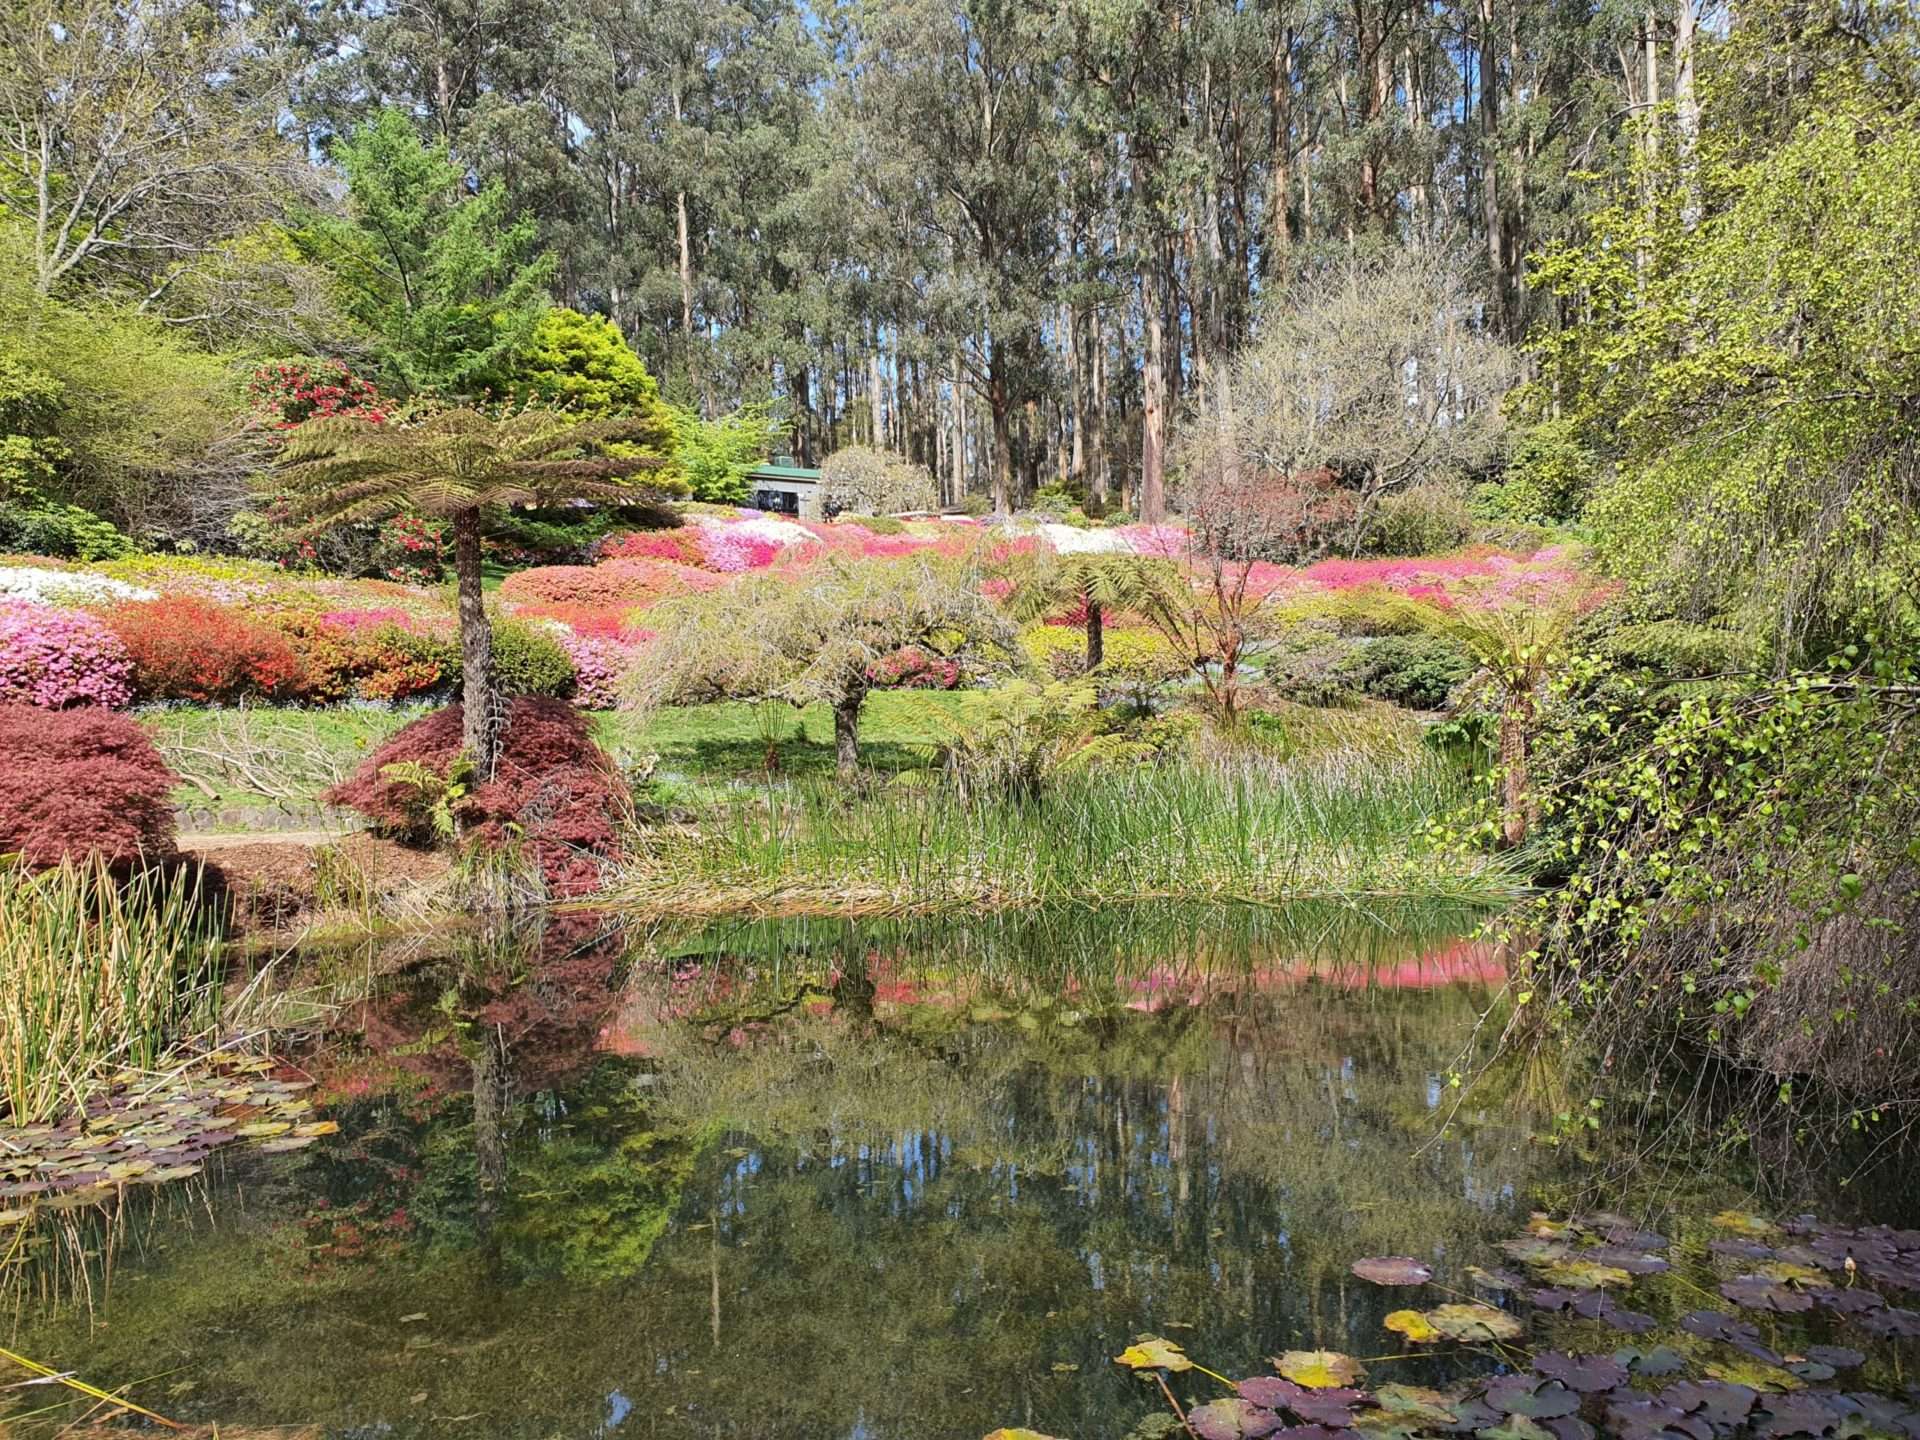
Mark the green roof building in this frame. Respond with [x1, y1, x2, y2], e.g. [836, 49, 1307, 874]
[745, 458, 823, 519]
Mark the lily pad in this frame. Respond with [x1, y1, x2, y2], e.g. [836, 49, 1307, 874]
[1537, 1258, 1635, 1291]
[1719, 1276, 1816, 1315]
[1384, 1309, 1440, 1343]
[1352, 1256, 1433, 1287]
[1115, 1336, 1193, 1372]
[1485, 1376, 1580, 1420]
[1370, 1385, 1458, 1426]
[1477, 1419, 1556, 1440]
[1613, 1345, 1687, 1378]
[1274, 1350, 1365, 1389]
[1533, 1351, 1627, 1393]
[1187, 1399, 1282, 1440]
[1237, 1377, 1305, 1409]
[1289, 1390, 1363, 1427]
[1426, 1303, 1525, 1343]
[1658, 1380, 1758, 1426]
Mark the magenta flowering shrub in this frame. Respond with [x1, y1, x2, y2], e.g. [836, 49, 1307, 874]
[0, 602, 135, 709]
[1300, 548, 1596, 608]
[557, 632, 629, 710]
[697, 527, 783, 573]
[867, 646, 961, 690]
[246, 359, 386, 428]
[1114, 524, 1189, 558]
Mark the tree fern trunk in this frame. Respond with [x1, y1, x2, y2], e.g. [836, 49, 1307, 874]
[1499, 689, 1533, 849]
[1085, 598, 1105, 673]
[453, 507, 497, 778]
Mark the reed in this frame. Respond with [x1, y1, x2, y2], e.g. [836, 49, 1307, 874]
[0, 858, 224, 1126]
[609, 751, 1525, 916]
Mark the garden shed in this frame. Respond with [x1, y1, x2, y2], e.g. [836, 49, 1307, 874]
[746, 460, 823, 519]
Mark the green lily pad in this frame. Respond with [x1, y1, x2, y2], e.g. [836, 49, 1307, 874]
[1114, 1336, 1193, 1373]
[1426, 1303, 1526, 1342]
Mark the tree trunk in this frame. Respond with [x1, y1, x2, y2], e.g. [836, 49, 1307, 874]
[833, 685, 866, 778]
[1085, 598, 1105, 673]
[1141, 268, 1168, 523]
[1498, 688, 1534, 848]
[988, 340, 1013, 514]
[453, 506, 496, 778]
[1089, 308, 1110, 505]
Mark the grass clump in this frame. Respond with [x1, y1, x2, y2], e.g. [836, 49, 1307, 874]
[0, 858, 223, 1125]
[609, 750, 1524, 917]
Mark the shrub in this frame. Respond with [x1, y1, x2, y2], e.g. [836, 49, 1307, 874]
[325, 697, 627, 896]
[1476, 417, 1597, 524]
[246, 358, 385, 427]
[506, 600, 652, 644]
[0, 705, 178, 865]
[492, 618, 577, 698]
[499, 558, 720, 609]
[1365, 485, 1475, 556]
[1261, 622, 1367, 706]
[597, 527, 706, 565]
[266, 612, 455, 704]
[697, 526, 782, 572]
[1335, 632, 1475, 710]
[0, 565, 153, 604]
[0, 602, 134, 708]
[108, 596, 305, 703]
[836, 514, 907, 536]
[557, 633, 628, 709]
[818, 446, 938, 516]
[0, 500, 131, 560]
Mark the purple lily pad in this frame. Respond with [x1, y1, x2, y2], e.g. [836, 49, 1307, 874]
[1659, 1380, 1757, 1426]
[1534, 1351, 1627, 1393]
[1721, 1276, 1817, 1314]
[1189, 1398, 1284, 1439]
[1239, 1378, 1307, 1409]
[1678, 1310, 1781, 1363]
[1606, 1398, 1712, 1440]
[1485, 1376, 1580, 1420]
[1614, 1346, 1687, 1378]
[1287, 1392, 1358, 1428]
[1857, 1305, 1920, 1339]
[1754, 1393, 1845, 1438]
[1805, 1345, 1865, 1370]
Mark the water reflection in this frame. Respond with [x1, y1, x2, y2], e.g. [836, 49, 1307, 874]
[0, 906, 1798, 1437]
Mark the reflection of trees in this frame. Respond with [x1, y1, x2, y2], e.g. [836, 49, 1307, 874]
[5, 906, 1584, 1440]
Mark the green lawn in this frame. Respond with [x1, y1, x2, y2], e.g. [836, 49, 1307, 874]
[142, 692, 995, 826]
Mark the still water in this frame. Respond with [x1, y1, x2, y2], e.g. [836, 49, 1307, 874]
[4, 907, 1906, 1436]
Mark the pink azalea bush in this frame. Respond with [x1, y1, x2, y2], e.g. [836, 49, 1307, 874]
[867, 645, 961, 690]
[697, 527, 783, 573]
[1114, 524, 1189, 558]
[596, 529, 708, 567]
[0, 601, 135, 709]
[554, 632, 630, 710]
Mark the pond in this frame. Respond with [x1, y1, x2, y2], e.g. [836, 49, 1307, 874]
[4, 906, 1916, 1437]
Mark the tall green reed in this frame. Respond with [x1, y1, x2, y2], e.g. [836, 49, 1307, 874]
[0, 858, 223, 1126]
[615, 751, 1524, 914]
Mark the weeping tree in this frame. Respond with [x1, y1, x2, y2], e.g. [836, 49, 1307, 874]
[1003, 552, 1159, 673]
[276, 405, 665, 775]
[629, 553, 1018, 777]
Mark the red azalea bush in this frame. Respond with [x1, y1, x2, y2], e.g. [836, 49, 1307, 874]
[246, 359, 386, 428]
[108, 596, 305, 703]
[499, 558, 722, 609]
[325, 698, 628, 896]
[506, 601, 652, 645]
[596, 528, 707, 566]
[0, 705, 178, 866]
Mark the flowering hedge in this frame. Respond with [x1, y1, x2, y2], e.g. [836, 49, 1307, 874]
[499, 558, 722, 609]
[0, 602, 134, 709]
[556, 633, 629, 709]
[0, 705, 178, 866]
[866, 645, 961, 690]
[108, 596, 306, 704]
[596, 528, 708, 566]
[0, 565, 154, 605]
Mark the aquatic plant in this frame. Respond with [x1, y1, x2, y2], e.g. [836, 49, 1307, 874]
[614, 749, 1522, 915]
[0, 857, 220, 1125]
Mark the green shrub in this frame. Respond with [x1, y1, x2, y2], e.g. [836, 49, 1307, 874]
[491, 619, 577, 698]
[1260, 623, 1366, 706]
[0, 499, 131, 560]
[1336, 632, 1475, 710]
[1364, 485, 1474, 556]
[1474, 418, 1598, 524]
[838, 514, 907, 535]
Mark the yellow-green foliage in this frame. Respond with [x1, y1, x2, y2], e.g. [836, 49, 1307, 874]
[1018, 623, 1184, 687]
